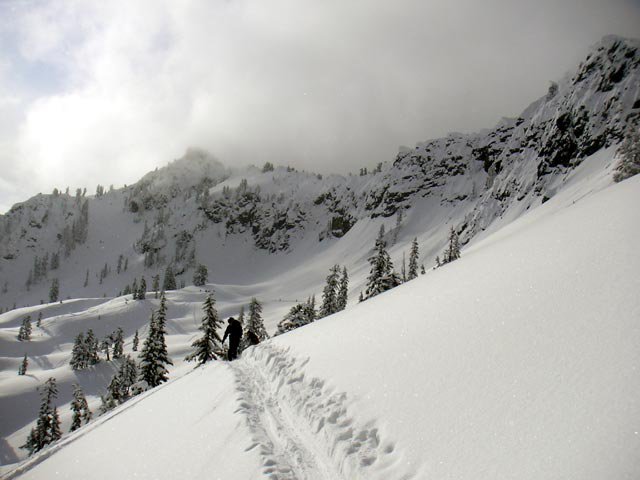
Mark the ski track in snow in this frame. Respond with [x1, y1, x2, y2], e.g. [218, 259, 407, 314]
[232, 343, 415, 480]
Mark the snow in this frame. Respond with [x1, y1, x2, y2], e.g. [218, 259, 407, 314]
[3, 171, 639, 479]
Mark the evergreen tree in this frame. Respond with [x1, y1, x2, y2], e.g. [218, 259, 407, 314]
[49, 278, 59, 303]
[337, 267, 349, 311]
[408, 237, 419, 280]
[37, 311, 43, 327]
[132, 329, 139, 351]
[116, 254, 123, 274]
[112, 327, 124, 359]
[70, 332, 87, 370]
[18, 316, 32, 341]
[152, 274, 160, 298]
[131, 278, 138, 300]
[441, 226, 461, 265]
[614, 122, 640, 182]
[237, 305, 245, 325]
[18, 354, 28, 375]
[137, 277, 146, 300]
[21, 378, 62, 455]
[138, 294, 173, 388]
[275, 298, 316, 335]
[85, 329, 100, 365]
[70, 384, 92, 431]
[163, 265, 177, 291]
[83, 269, 89, 287]
[124, 257, 128, 271]
[319, 265, 341, 318]
[420, 264, 426, 275]
[101, 337, 112, 361]
[401, 252, 407, 282]
[193, 264, 208, 287]
[364, 225, 400, 300]
[245, 297, 268, 344]
[186, 294, 223, 364]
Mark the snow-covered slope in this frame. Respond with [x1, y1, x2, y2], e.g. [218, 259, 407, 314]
[5, 168, 640, 480]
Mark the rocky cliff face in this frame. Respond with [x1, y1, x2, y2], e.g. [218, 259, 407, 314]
[0, 36, 638, 309]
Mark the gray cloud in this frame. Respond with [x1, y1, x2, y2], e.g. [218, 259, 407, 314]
[0, 0, 639, 212]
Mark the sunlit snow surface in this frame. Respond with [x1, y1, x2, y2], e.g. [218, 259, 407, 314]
[1, 164, 638, 478]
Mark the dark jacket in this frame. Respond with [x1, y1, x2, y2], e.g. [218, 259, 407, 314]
[223, 319, 243, 344]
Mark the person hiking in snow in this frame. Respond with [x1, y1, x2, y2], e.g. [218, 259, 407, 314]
[222, 317, 242, 361]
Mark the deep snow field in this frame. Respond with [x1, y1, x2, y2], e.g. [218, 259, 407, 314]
[1, 156, 639, 479]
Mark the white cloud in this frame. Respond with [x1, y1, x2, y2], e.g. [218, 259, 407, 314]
[1, 0, 639, 211]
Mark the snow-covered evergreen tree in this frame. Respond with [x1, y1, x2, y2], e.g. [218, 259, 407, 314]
[132, 329, 139, 352]
[401, 252, 407, 282]
[37, 311, 42, 327]
[138, 277, 146, 300]
[18, 354, 28, 375]
[193, 264, 208, 287]
[21, 377, 62, 455]
[49, 278, 59, 303]
[364, 225, 400, 300]
[112, 327, 124, 359]
[186, 293, 223, 364]
[70, 332, 87, 370]
[163, 265, 177, 291]
[85, 329, 100, 365]
[245, 297, 268, 344]
[337, 267, 349, 311]
[614, 122, 640, 182]
[440, 226, 461, 265]
[152, 274, 160, 298]
[70, 384, 92, 432]
[131, 278, 138, 300]
[408, 237, 419, 280]
[138, 294, 173, 388]
[319, 265, 341, 318]
[17, 316, 32, 341]
[275, 298, 316, 335]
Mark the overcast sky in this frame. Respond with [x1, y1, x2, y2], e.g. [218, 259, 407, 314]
[0, 0, 639, 213]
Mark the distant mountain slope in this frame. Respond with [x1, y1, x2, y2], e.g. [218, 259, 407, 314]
[0, 36, 638, 313]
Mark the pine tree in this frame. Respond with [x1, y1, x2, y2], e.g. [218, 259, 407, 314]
[101, 337, 111, 361]
[85, 329, 100, 365]
[364, 225, 400, 300]
[138, 277, 146, 300]
[319, 265, 341, 318]
[124, 257, 128, 271]
[18, 354, 28, 375]
[152, 274, 160, 298]
[186, 294, 223, 364]
[401, 252, 407, 282]
[116, 254, 123, 274]
[193, 264, 208, 287]
[37, 311, 43, 327]
[441, 226, 461, 265]
[163, 265, 177, 291]
[70, 384, 92, 431]
[614, 122, 640, 182]
[275, 298, 316, 335]
[337, 267, 349, 311]
[84, 269, 89, 287]
[18, 316, 32, 341]
[131, 278, 138, 300]
[138, 294, 173, 388]
[21, 377, 62, 455]
[420, 264, 426, 275]
[408, 237, 419, 280]
[49, 278, 59, 303]
[70, 332, 87, 370]
[245, 297, 268, 344]
[132, 329, 139, 351]
[112, 327, 124, 359]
